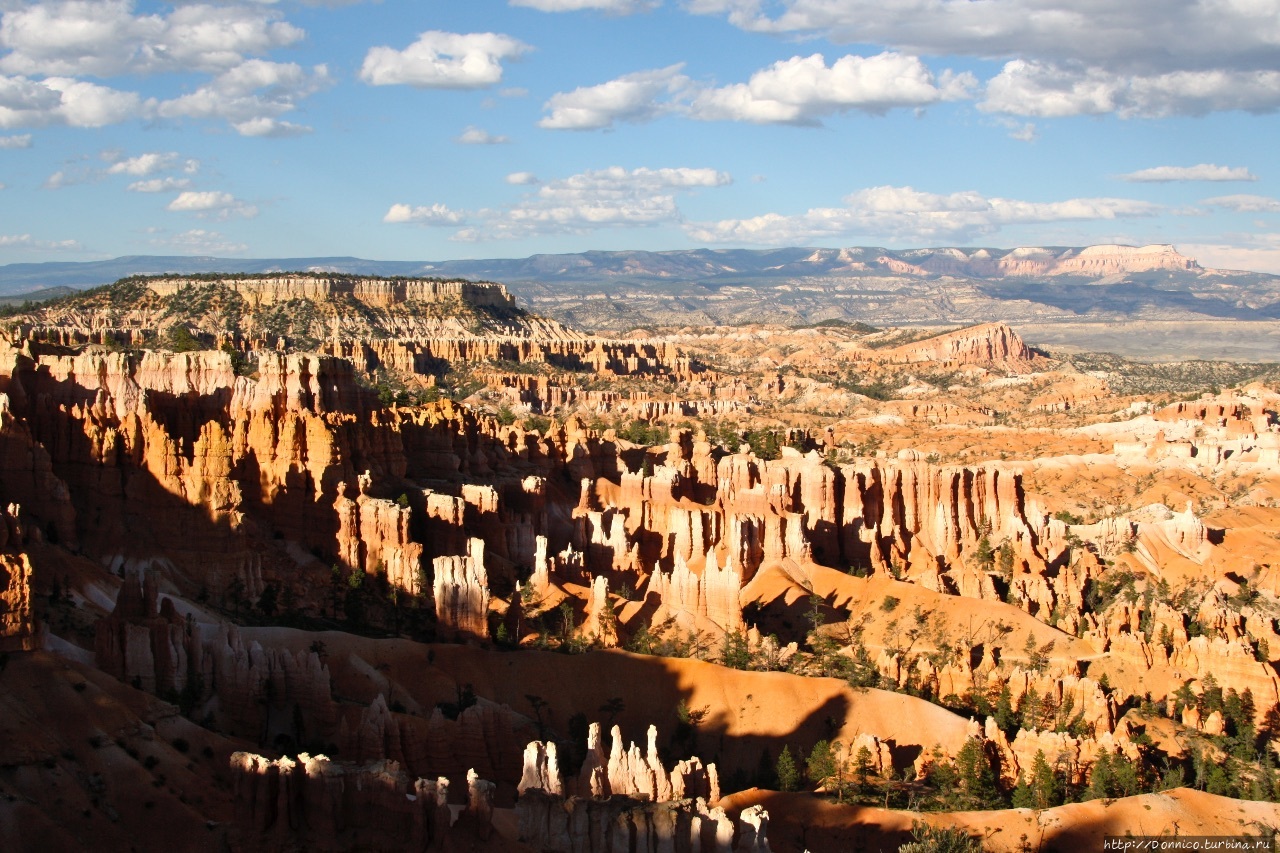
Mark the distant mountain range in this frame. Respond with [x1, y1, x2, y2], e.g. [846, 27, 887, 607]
[3, 244, 1278, 331]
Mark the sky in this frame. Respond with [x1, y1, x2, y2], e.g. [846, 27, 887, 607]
[1, 0, 1279, 272]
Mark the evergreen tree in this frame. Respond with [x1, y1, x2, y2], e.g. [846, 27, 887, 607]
[974, 535, 995, 569]
[954, 737, 1003, 809]
[1112, 749, 1141, 797]
[1258, 703, 1280, 751]
[994, 683, 1017, 734]
[806, 740, 838, 790]
[1019, 687, 1040, 732]
[1011, 774, 1034, 809]
[1087, 750, 1115, 800]
[720, 628, 752, 670]
[775, 746, 800, 793]
[1029, 750, 1062, 809]
[854, 745, 874, 793]
[1157, 762, 1186, 792]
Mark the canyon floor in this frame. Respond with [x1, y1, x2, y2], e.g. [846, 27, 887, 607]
[1, 269, 1278, 852]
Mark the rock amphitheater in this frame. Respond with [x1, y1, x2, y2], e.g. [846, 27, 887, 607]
[0, 273, 1278, 851]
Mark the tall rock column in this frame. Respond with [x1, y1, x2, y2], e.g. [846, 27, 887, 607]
[434, 538, 491, 641]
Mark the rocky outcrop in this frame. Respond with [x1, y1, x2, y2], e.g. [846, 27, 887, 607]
[334, 483, 424, 592]
[874, 323, 1032, 366]
[434, 538, 491, 642]
[644, 551, 743, 634]
[521, 723, 719, 803]
[0, 551, 36, 652]
[516, 723, 766, 853]
[230, 751, 484, 852]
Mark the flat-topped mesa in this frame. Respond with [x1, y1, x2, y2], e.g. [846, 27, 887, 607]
[145, 273, 514, 309]
[1050, 244, 1200, 275]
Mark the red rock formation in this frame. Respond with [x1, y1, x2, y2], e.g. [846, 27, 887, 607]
[434, 538, 491, 642]
[515, 722, 762, 853]
[0, 552, 36, 651]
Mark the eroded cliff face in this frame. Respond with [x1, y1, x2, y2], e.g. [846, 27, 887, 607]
[229, 751, 495, 852]
[516, 723, 768, 853]
[1, 305, 1277, 853]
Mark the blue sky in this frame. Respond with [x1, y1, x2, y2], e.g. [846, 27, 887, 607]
[1, 0, 1279, 271]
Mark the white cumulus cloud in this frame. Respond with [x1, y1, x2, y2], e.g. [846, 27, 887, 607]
[686, 184, 1160, 244]
[539, 65, 688, 129]
[0, 75, 150, 129]
[982, 61, 1280, 118]
[1120, 164, 1258, 182]
[692, 0, 1280, 118]
[0, 232, 80, 250]
[0, 133, 31, 148]
[167, 190, 257, 219]
[383, 203, 467, 225]
[360, 31, 529, 89]
[157, 60, 330, 136]
[385, 165, 732, 239]
[462, 165, 732, 239]
[0, 1, 305, 78]
[107, 151, 178, 176]
[688, 0, 1280, 76]
[688, 52, 973, 124]
[539, 54, 971, 130]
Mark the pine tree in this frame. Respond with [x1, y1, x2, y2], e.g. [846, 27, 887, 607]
[1012, 774, 1034, 809]
[807, 740, 837, 790]
[954, 737, 1002, 809]
[1087, 750, 1115, 800]
[775, 746, 800, 792]
[994, 683, 1016, 734]
[854, 745, 874, 793]
[1029, 750, 1062, 809]
[1020, 687, 1040, 732]
[1112, 748, 1141, 797]
[974, 535, 995, 569]
[720, 628, 752, 670]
